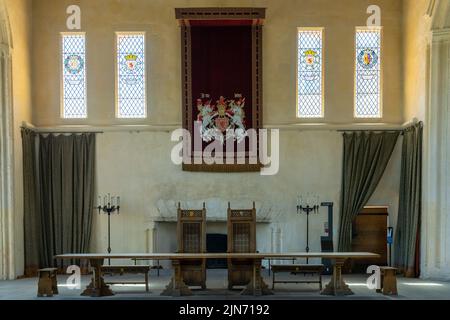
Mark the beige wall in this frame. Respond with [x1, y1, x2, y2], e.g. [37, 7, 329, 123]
[27, 0, 404, 267]
[403, 0, 430, 122]
[5, 0, 33, 277]
[32, 0, 404, 126]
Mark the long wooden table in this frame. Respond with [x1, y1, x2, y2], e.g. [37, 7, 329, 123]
[55, 252, 379, 297]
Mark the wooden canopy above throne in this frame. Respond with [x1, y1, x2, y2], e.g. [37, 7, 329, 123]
[227, 202, 257, 289]
[177, 202, 207, 289]
[175, 8, 266, 172]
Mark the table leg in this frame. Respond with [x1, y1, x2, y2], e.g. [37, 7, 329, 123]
[241, 259, 273, 296]
[321, 259, 353, 296]
[81, 259, 114, 297]
[161, 259, 192, 296]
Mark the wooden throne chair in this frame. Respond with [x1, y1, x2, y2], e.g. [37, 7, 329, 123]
[227, 202, 257, 290]
[177, 202, 207, 289]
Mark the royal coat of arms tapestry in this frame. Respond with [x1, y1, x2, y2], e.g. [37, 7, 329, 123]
[176, 8, 265, 172]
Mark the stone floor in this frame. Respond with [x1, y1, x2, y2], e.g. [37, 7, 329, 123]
[1, 269, 449, 300]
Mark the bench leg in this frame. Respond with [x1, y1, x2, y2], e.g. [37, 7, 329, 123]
[272, 271, 275, 290]
[318, 273, 321, 290]
[145, 271, 149, 292]
[157, 260, 160, 277]
[382, 270, 398, 295]
[37, 273, 54, 297]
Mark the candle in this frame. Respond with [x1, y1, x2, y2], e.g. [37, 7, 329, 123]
[117, 196, 120, 206]
[111, 196, 115, 207]
[98, 196, 101, 207]
[103, 195, 106, 206]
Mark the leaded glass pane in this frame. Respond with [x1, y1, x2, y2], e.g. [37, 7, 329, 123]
[62, 34, 87, 118]
[355, 28, 382, 118]
[117, 33, 146, 118]
[297, 29, 323, 118]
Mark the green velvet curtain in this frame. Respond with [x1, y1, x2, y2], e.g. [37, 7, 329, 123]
[394, 122, 423, 277]
[22, 130, 96, 274]
[338, 131, 400, 252]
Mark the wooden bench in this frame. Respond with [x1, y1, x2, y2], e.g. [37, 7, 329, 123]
[37, 268, 59, 297]
[377, 266, 398, 295]
[271, 264, 324, 290]
[132, 258, 162, 277]
[101, 265, 150, 292]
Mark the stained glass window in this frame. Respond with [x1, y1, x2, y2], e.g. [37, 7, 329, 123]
[297, 28, 324, 118]
[62, 33, 87, 118]
[116, 32, 146, 118]
[355, 27, 382, 118]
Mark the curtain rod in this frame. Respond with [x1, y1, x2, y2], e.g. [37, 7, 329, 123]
[21, 127, 104, 134]
[20, 121, 181, 133]
[35, 131, 103, 134]
[21, 123, 103, 134]
[337, 121, 422, 133]
[337, 129, 404, 132]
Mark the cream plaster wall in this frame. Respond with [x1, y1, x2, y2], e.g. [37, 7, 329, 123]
[4, 0, 33, 277]
[402, 0, 431, 122]
[32, 0, 404, 126]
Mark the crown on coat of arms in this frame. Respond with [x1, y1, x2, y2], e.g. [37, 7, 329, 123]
[304, 49, 317, 56]
[125, 54, 138, 61]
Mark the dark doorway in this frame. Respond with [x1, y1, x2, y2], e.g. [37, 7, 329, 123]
[206, 234, 227, 269]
